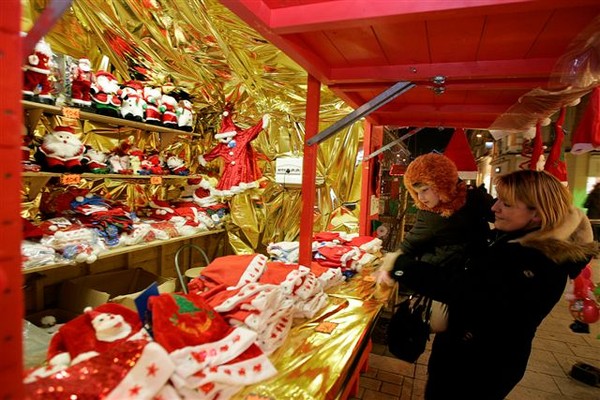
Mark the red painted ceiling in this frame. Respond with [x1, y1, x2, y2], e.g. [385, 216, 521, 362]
[219, 0, 600, 129]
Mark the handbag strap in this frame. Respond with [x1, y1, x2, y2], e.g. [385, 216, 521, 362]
[412, 294, 433, 324]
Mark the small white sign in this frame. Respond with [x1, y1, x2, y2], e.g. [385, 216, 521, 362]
[275, 157, 303, 185]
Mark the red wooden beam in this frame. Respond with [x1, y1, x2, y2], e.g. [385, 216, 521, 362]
[376, 115, 498, 130]
[330, 78, 551, 92]
[266, 0, 597, 34]
[359, 122, 383, 236]
[219, 0, 331, 83]
[328, 58, 559, 84]
[298, 75, 321, 266]
[0, 1, 25, 399]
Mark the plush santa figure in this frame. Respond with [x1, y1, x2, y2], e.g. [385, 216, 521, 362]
[47, 303, 144, 364]
[177, 99, 194, 131]
[198, 106, 270, 196]
[70, 58, 94, 107]
[166, 154, 189, 175]
[22, 37, 54, 104]
[82, 146, 109, 173]
[143, 86, 163, 125]
[90, 71, 122, 117]
[161, 93, 179, 128]
[119, 80, 147, 121]
[37, 125, 85, 172]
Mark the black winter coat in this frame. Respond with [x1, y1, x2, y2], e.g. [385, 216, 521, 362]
[392, 208, 596, 400]
[400, 188, 493, 269]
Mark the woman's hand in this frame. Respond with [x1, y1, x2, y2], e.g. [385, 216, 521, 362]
[372, 250, 402, 286]
[373, 268, 396, 286]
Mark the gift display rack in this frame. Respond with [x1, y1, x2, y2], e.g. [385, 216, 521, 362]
[22, 228, 223, 275]
[20, 99, 227, 312]
[23, 100, 203, 148]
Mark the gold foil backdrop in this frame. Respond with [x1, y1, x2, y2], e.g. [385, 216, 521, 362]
[21, 0, 365, 252]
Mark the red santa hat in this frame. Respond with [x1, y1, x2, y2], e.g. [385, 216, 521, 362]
[78, 58, 91, 72]
[53, 125, 75, 135]
[47, 303, 143, 361]
[34, 39, 53, 57]
[95, 70, 117, 81]
[25, 340, 174, 399]
[544, 107, 568, 182]
[123, 79, 143, 91]
[22, 217, 44, 239]
[571, 87, 600, 154]
[39, 187, 90, 217]
[214, 111, 238, 140]
[190, 254, 268, 291]
[149, 292, 232, 353]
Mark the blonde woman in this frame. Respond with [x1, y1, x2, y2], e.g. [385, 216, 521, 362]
[389, 170, 597, 399]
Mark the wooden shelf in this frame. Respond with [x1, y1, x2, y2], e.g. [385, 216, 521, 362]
[22, 100, 202, 137]
[22, 228, 224, 275]
[21, 172, 200, 180]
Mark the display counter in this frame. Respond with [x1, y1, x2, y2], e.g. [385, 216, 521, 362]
[233, 266, 394, 400]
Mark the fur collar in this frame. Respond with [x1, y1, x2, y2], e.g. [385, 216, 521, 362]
[512, 207, 598, 264]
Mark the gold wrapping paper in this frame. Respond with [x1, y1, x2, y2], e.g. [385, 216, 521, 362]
[21, 0, 365, 251]
[232, 296, 382, 400]
[234, 262, 393, 399]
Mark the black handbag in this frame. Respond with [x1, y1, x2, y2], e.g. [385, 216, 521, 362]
[386, 294, 432, 363]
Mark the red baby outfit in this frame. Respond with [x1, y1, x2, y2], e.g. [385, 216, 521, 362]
[199, 109, 268, 196]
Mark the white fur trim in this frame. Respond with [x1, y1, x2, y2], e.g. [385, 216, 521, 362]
[358, 238, 383, 253]
[214, 130, 237, 140]
[174, 354, 277, 393]
[170, 327, 258, 378]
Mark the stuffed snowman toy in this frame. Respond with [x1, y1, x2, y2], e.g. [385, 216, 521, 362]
[177, 99, 194, 131]
[38, 126, 85, 172]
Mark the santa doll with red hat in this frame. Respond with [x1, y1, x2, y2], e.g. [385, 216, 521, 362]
[143, 86, 163, 125]
[36, 125, 85, 173]
[161, 92, 179, 128]
[22, 37, 55, 104]
[198, 105, 270, 197]
[45, 303, 145, 365]
[91, 70, 122, 117]
[70, 58, 94, 108]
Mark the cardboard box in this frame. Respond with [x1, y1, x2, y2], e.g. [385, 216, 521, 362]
[26, 308, 79, 328]
[58, 268, 176, 312]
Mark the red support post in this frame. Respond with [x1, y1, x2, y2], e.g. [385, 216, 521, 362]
[359, 122, 383, 236]
[298, 75, 320, 266]
[359, 121, 373, 235]
[0, 1, 25, 398]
